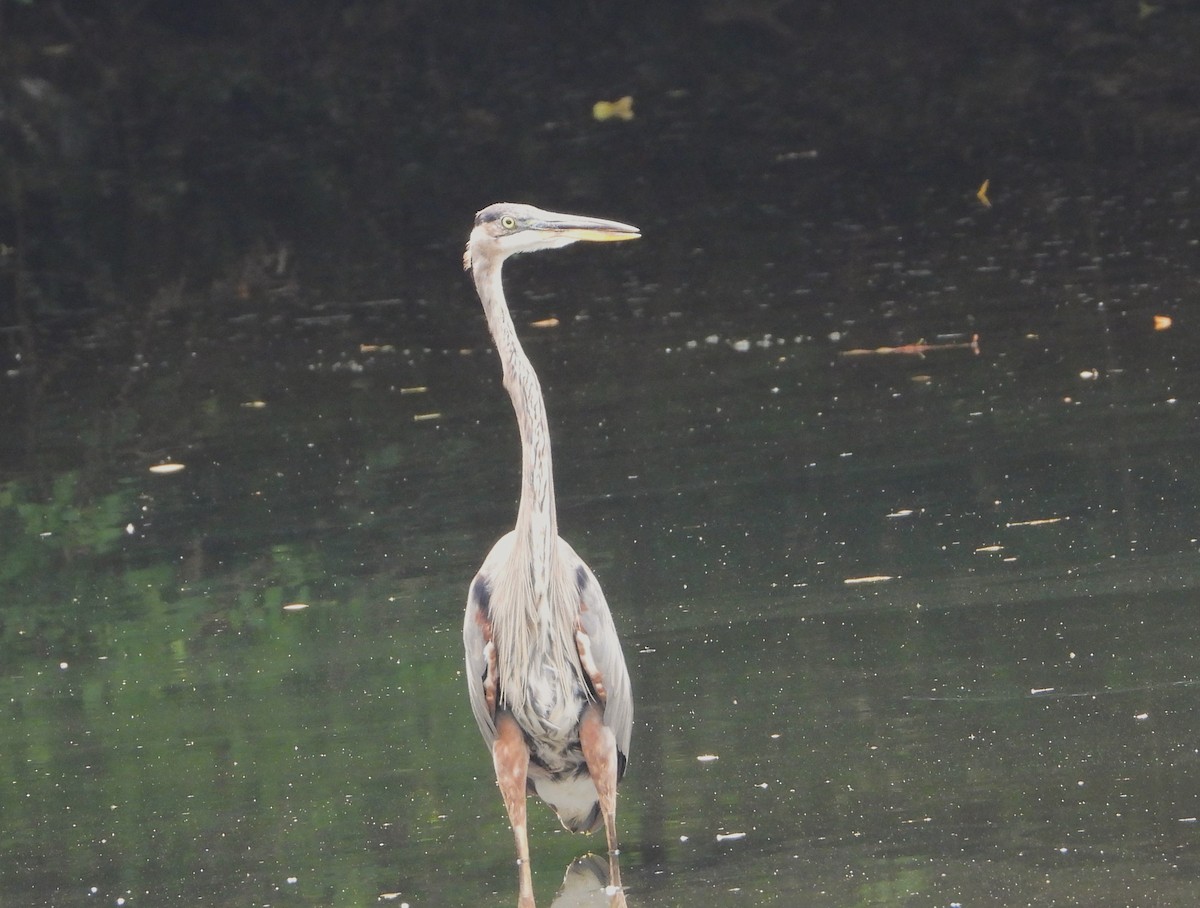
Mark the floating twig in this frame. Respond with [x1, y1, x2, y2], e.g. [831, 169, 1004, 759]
[839, 334, 980, 358]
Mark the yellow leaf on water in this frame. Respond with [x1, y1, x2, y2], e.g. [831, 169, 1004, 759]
[976, 178, 992, 208]
[593, 96, 634, 122]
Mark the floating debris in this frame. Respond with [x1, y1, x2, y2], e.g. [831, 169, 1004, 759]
[840, 334, 980, 358]
[282, 603, 309, 612]
[716, 832, 747, 843]
[530, 317, 560, 328]
[696, 754, 719, 763]
[1006, 516, 1066, 528]
[1154, 315, 1173, 331]
[148, 463, 186, 474]
[413, 412, 441, 422]
[399, 386, 427, 395]
[976, 178, 992, 208]
[844, 575, 895, 585]
[592, 95, 634, 122]
[774, 149, 820, 162]
[240, 400, 267, 409]
[974, 544, 1004, 553]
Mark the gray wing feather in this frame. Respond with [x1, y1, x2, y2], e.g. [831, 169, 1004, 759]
[463, 532, 518, 748]
[561, 539, 634, 765]
[462, 574, 496, 746]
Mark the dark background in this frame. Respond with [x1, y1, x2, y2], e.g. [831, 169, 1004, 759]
[2, 0, 1197, 330]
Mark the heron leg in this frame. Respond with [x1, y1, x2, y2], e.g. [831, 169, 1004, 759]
[579, 704, 623, 895]
[493, 712, 536, 908]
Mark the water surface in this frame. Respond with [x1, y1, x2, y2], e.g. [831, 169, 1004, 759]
[3, 158, 1199, 906]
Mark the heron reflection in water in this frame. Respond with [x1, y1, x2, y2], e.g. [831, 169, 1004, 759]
[461, 203, 638, 907]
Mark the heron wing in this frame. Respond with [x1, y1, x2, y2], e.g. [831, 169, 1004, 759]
[561, 538, 633, 772]
[463, 569, 497, 745]
[464, 534, 518, 747]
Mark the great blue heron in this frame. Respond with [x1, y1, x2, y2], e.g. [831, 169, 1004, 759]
[461, 203, 638, 907]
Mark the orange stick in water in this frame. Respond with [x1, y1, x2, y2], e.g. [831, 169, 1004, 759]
[839, 334, 980, 358]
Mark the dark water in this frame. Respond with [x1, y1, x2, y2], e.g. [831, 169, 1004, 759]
[3, 157, 1200, 907]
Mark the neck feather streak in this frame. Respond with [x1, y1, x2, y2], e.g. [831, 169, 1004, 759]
[475, 260, 559, 599]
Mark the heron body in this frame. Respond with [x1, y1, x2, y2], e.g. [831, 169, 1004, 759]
[461, 203, 638, 907]
[469, 533, 628, 831]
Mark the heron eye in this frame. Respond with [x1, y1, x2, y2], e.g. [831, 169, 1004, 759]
[500, 216, 517, 230]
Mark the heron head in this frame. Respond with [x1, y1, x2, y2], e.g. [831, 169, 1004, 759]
[464, 203, 639, 271]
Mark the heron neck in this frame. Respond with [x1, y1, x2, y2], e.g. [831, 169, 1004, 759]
[475, 259, 559, 590]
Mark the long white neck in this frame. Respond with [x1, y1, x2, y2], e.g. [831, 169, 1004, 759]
[473, 256, 558, 601]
